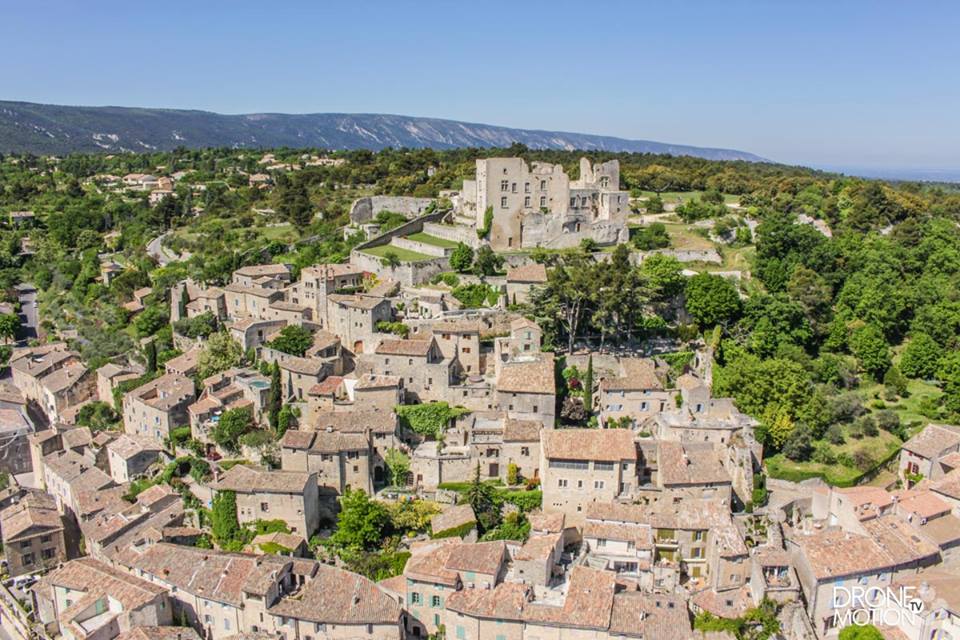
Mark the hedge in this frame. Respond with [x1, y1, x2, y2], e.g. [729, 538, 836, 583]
[432, 520, 478, 540]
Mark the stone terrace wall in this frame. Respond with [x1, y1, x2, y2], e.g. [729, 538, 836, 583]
[349, 196, 435, 224]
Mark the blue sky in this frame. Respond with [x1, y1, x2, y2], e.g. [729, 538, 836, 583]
[2, 1, 958, 176]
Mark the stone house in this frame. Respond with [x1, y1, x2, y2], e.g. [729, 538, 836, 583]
[505, 263, 548, 305]
[212, 464, 319, 537]
[10, 344, 94, 423]
[41, 449, 115, 515]
[540, 428, 637, 521]
[33, 557, 172, 640]
[223, 283, 284, 321]
[495, 355, 555, 428]
[122, 373, 196, 444]
[112, 542, 402, 640]
[370, 337, 456, 403]
[900, 423, 960, 483]
[511, 532, 563, 586]
[325, 293, 392, 354]
[106, 434, 163, 483]
[96, 363, 141, 405]
[231, 264, 292, 289]
[285, 263, 366, 330]
[0, 491, 66, 577]
[413, 319, 482, 376]
[598, 357, 674, 427]
[280, 427, 373, 497]
[228, 318, 288, 352]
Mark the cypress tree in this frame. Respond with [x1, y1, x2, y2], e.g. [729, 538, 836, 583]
[145, 340, 157, 373]
[269, 362, 282, 430]
[584, 355, 594, 416]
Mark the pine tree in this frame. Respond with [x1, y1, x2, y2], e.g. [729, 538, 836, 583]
[177, 283, 188, 319]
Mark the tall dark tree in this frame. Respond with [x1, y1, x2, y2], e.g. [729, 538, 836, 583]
[269, 362, 282, 430]
[144, 340, 157, 373]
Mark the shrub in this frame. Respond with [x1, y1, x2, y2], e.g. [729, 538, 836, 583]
[825, 424, 845, 445]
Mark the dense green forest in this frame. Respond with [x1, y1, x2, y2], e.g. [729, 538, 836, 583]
[2, 145, 960, 484]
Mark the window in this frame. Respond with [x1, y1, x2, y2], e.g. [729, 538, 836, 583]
[694, 530, 704, 541]
[540, 196, 546, 207]
[521, 446, 529, 456]
[431, 595, 441, 607]
[597, 538, 607, 548]
[204, 615, 213, 624]
[411, 592, 422, 605]
[524, 183, 530, 193]
[500, 180, 509, 191]
[690, 547, 703, 558]
[260, 502, 269, 512]
[594, 461, 614, 471]
[456, 626, 466, 640]
[39, 535, 51, 544]
[524, 196, 531, 207]
[511, 182, 517, 193]
[22, 553, 34, 565]
[224, 620, 231, 631]
[500, 196, 508, 208]
[594, 480, 605, 489]
[558, 478, 568, 487]
[549, 460, 588, 470]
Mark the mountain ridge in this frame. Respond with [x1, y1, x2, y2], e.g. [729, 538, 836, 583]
[0, 100, 767, 161]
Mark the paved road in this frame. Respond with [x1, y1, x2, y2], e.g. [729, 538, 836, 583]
[146, 232, 190, 265]
[14, 284, 37, 341]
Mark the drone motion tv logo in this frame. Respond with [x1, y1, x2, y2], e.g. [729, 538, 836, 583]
[832, 586, 925, 627]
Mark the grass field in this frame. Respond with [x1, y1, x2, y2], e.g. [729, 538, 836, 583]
[362, 244, 434, 262]
[636, 190, 740, 205]
[405, 232, 459, 249]
[661, 222, 715, 250]
[857, 378, 943, 431]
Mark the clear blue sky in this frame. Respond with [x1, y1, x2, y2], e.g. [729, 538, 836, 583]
[3, 1, 958, 176]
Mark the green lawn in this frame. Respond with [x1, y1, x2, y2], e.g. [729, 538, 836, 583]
[362, 244, 434, 262]
[858, 378, 943, 431]
[405, 232, 459, 249]
[767, 425, 903, 487]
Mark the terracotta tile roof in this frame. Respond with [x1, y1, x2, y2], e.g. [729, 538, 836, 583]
[115, 628, 201, 640]
[403, 539, 461, 586]
[108, 433, 162, 459]
[276, 354, 325, 376]
[860, 514, 941, 566]
[528, 511, 565, 534]
[38, 557, 166, 610]
[503, 418, 541, 442]
[307, 410, 396, 435]
[893, 565, 960, 613]
[931, 468, 960, 500]
[658, 442, 730, 486]
[267, 562, 401, 625]
[497, 356, 555, 395]
[794, 525, 934, 581]
[611, 591, 691, 639]
[917, 514, 960, 548]
[235, 264, 291, 278]
[429, 319, 481, 335]
[445, 581, 531, 620]
[600, 357, 663, 391]
[128, 373, 195, 411]
[894, 489, 951, 519]
[506, 263, 548, 283]
[354, 373, 402, 389]
[213, 464, 312, 494]
[542, 428, 635, 462]
[430, 504, 476, 535]
[583, 521, 652, 549]
[136, 484, 178, 509]
[523, 566, 615, 630]
[163, 348, 202, 375]
[446, 540, 507, 576]
[692, 585, 753, 619]
[328, 293, 388, 310]
[902, 423, 960, 459]
[40, 362, 89, 394]
[375, 338, 433, 357]
[308, 376, 343, 396]
[0, 497, 62, 542]
[514, 533, 561, 561]
[118, 543, 289, 605]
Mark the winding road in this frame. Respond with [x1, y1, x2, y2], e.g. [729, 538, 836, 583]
[146, 232, 191, 265]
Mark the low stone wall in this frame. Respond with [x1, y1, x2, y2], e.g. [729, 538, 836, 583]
[422, 222, 480, 247]
[645, 248, 722, 264]
[391, 236, 450, 258]
[350, 249, 449, 287]
[349, 195, 435, 224]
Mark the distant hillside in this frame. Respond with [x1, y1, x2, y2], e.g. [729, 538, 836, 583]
[0, 100, 766, 161]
